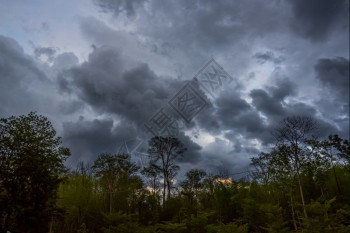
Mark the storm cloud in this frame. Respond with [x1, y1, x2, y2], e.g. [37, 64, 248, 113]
[287, 0, 348, 41]
[0, 0, 348, 176]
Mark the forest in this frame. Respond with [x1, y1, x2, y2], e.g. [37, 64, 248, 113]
[0, 112, 349, 233]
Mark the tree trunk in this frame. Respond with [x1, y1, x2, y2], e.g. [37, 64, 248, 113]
[109, 183, 113, 214]
[48, 216, 54, 233]
[332, 165, 341, 194]
[290, 193, 298, 231]
[167, 179, 171, 200]
[296, 170, 308, 219]
[294, 144, 308, 219]
[2, 209, 11, 233]
[163, 174, 166, 203]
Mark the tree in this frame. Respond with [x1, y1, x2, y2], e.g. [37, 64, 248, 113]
[141, 162, 162, 195]
[54, 162, 103, 233]
[180, 169, 207, 217]
[272, 116, 318, 219]
[0, 112, 70, 233]
[181, 169, 207, 197]
[92, 153, 139, 214]
[306, 134, 350, 198]
[327, 134, 350, 164]
[251, 152, 273, 186]
[147, 136, 186, 202]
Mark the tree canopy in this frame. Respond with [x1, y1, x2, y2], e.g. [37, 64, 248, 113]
[1, 114, 349, 233]
[0, 112, 70, 233]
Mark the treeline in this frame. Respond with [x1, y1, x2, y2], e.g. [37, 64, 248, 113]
[0, 113, 349, 233]
[53, 138, 349, 233]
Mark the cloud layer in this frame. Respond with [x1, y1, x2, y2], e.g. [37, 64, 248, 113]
[0, 0, 348, 176]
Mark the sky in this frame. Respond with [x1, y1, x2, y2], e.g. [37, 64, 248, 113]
[0, 0, 349, 179]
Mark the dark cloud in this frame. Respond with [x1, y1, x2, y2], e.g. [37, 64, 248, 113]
[288, 0, 348, 41]
[52, 52, 79, 71]
[0, 35, 47, 84]
[62, 116, 152, 165]
[253, 51, 285, 64]
[198, 137, 254, 177]
[178, 133, 203, 164]
[1, 0, 348, 174]
[249, 83, 342, 141]
[313, 57, 349, 138]
[33, 46, 57, 61]
[315, 57, 349, 97]
[250, 89, 284, 116]
[0, 35, 49, 116]
[62, 116, 203, 168]
[63, 117, 118, 164]
[268, 78, 296, 100]
[91, 0, 287, 55]
[286, 103, 317, 118]
[58, 45, 172, 125]
[56, 45, 204, 166]
[195, 90, 264, 138]
[249, 78, 296, 118]
[58, 100, 84, 115]
[213, 91, 268, 143]
[195, 106, 221, 135]
[94, 0, 146, 16]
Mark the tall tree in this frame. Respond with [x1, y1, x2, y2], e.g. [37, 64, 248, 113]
[272, 116, 318, 219]
[92, 153, 139, 213]
[251, 152, 273, 186]
[0, 112, 70, 233]
[181, 169, 207, 198]
[180, 169, 206, 216]
[306, 134, 350, 196]
[147, 136, 186, 202]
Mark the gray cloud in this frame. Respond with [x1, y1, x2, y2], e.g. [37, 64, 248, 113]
[52, 52, 79, 71]
[216, 94, 265, 135]
[249, 80, 342, 141]
[62, 116, 203, 167]
[94, 0, 146, 16]
[288, 0, 348, 41]
[58, 100, 84, 115]
[250, 89, 284, 116]
[315, 57, 349, 97]
[63, 117, 120, 165]
[0, 35, 49, 117]
[91, 0, 287, 56]
[253, 51, 285, 64]
[58, 45, 175, 125]
[33, 46, 57, 61]
[268, 78, 296, 100]
[196, 90, 271, 144]
[313, 57, 349, 138]
[0, 0, 348, 174]
[56, 45, 204, 165]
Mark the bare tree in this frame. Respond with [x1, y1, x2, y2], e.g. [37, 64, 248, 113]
[141, 162, 162, 195]
[272, 116, 318, 219]
[147, 136, 186, 202]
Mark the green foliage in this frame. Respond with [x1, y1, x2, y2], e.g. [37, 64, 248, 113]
[39, 155, 350, 233]
[102, 212, 139, 233]
[77, 223, 88, 233]
[92, 153, 140, 213]
[0, 112, 70, 233]
[206, 222, 248, 233]
[55, 172, 103, 233]
[185, 213, 208, 233]
[2, 113, 349, 233]
[154, 222, 187, 233]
